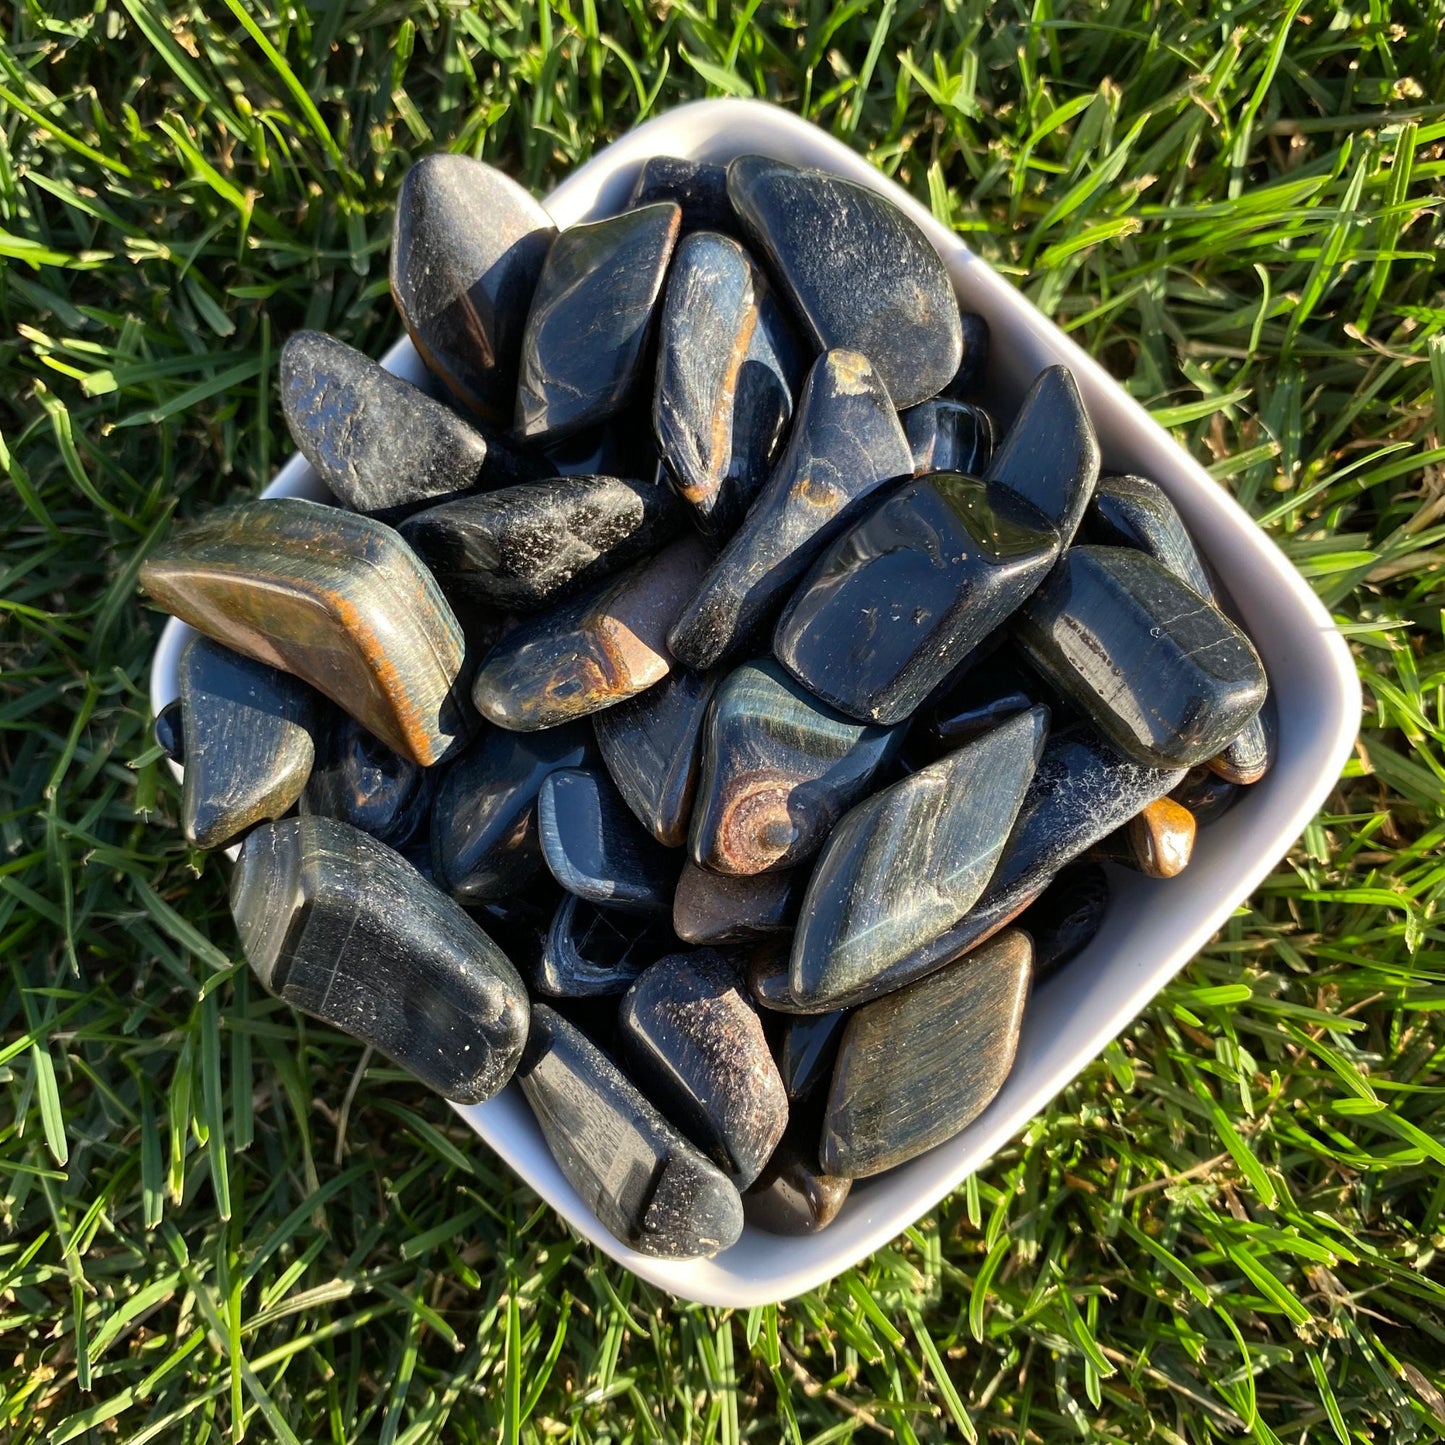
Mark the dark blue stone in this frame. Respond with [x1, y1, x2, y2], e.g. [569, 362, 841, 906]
[534, 893, 676, 998]
[901, 399, 994, 477]
[302, 706, 433, 851]
[1019, 862, 1109, 981]
[775, 473, 1060, 725]
[537, 768, 678, 914]
[627, 156, 739, 235]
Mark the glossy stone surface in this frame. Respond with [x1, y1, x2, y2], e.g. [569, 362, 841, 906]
[280, 331, 533, 524]
[872, 722, 1186, 988]
[673, 862, 805, 945]
[1096, 796, 1196, 878]
[627, 156, 737, 235]
[774, 1011, 847, 1103]
[822, 929, 1031, 1178]
[1171, 765, 1240, 824]
[668, 350, 912, 670]
[472, 535, 712, 731]
[154, 699, 184, 765]
[1088, 473, 1271, 785]
[538, 767, 677, 913]
[619, 949, 788, 1189]
[985, 365, 1100, 546]
[302, 706, 432, 851]
[233, 815, 528, 1103]
[1088, 472, 1214, 600]
[787, 707, 1046, 1012]
[534, 893, 676, 998]
[744, 1118, 850, 1236]
[593, 668, 717, 848]
[515, 203, 681, 440]
[1018, 862, 1109, 981]
[140, 498, 471, 767]
[518, 1002, 744, 1259]
[775, 474, 1060, 725]
[399, 473, 683, 612]
[912, 654, 1039, 761]
[690, 659, 899, 875]
[1016, 545, 1267, 769]
[391, 154, 556, 422]
[431, 723, 591, 903]
[901, 399, 994, 477]
[1213, 710, 1272, 785]
[177, 636, 316, 850]
[727, 156, 961, 408]
[944, 311, 991, 400]
[653, 231, 800, 541]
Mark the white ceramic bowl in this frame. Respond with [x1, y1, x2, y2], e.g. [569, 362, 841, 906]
[151, 98, 1360, 1307]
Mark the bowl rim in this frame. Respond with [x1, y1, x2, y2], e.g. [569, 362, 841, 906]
[150, 96, 1361, 1308]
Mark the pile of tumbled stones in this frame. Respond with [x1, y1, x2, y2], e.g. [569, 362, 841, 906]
[141, 151, 1270, 1261]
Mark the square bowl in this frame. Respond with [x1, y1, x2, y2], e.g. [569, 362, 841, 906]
[151, 97, 1360, 1307]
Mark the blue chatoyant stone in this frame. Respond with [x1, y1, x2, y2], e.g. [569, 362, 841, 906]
[515, 203, 681, 440]
[1015, 544, 1267, 769]
[689, 659, 900, 876]
[430, 723, 591, 904]
[984, 365, 1099, 546]
[177, 635, 317, 850]
[667, 350, 912, 670]
[233, 815, 528, 1104]
[390, 153, 556, 423]
[302, 705, 432, 851]
[1019, 862, 1110, 981]
[786, 706, 1047, 1012]
[619, 949, 788, 1189]
[901, 399, 994, 477]
[533, 893, 676, 998]
[628, 156, 739, 235]
[774, 473, 1060, 725]
[537, 767, 678, 914]
[518, 1002, 744, 1259]
[727, 155, 962, 407]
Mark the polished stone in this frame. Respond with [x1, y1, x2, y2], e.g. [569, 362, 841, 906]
[1088, 472, 1214, 600]
[727, 155, 961, 407]
[943, 311, 991, 400]
[1171, 765, 1240, 824]
[1213, 707, 1272, 785]
[279, 331, 537, 523]
[985, 365, 1100, 546]
[1016, 545, 1268, 768]
[1019, 862, 1109, 981]
[910, 653, 1039, 763]
[431, 723, 591, 903]
[822, 930, 1031, 1178]
[744, 1116, 850, 1236]
[787, 706, 1046, 1012]
[673, 861, 805, 944]
[472, 535, 712, 731]
[668, 350, 912, 669]
[619, 949, 788, 1189]
[775, 473, 1060, 725]
[177, 635, 316, 850]
[141, 499, 469, 768]
[866, 721, 1186, 989]
[690, 659, 899, 875]
[233, 815, 528, 1103]
[1088, 473, 1271, 785]
[653, 231, 800, 540]
[302, 705, 432, 851]
[518, 1002, 744, 1258]
[538, 767, 677, 913]
[540, 404, 660, 482]
[593, 668, 717, 848]
[154, 699, 184, 765]
[901, 399, 995, 477]
[627, 155, 738, 235]
[516, 203, 681, 440]
[391, 153, 556, 423]
[534, 893, 676, 998]
[774, 1010, 847, 1104]
[1095, 796, 1196, 878]
[399, 472, 683, 612]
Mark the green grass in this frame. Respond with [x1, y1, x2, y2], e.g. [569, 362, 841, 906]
[3, 1, 1444, 1439]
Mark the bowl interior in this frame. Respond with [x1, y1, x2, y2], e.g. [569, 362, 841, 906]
[150, 98, 1360, 1307]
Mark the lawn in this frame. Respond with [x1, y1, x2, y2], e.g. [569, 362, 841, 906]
[3, 1, 1444, 1440]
